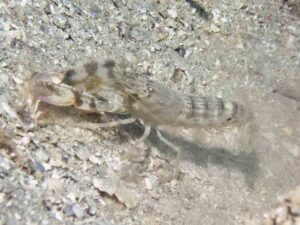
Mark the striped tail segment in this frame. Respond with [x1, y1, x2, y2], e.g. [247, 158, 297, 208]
[180, 95, 247, 127]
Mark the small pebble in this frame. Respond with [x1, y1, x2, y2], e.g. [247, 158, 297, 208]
[72, 204, 86, 218]
[167, 8, 178, 18]
[52, 15, 68, 29]
[144, 177, 153, 190]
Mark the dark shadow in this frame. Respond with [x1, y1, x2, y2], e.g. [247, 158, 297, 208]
[119, 123, 260, 189]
